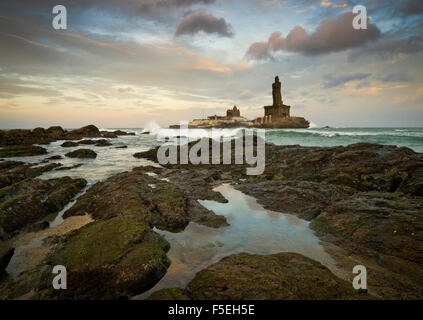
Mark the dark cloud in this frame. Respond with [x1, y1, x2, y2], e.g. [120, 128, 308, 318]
[247, 12, 381, 60]
[349, 36, 423, 61]
[323, 72, 371, 88]
[175, 11, 233, 37]
[0, 0, 217, 25]
[1, 0, 216, 13]
[396, 0, 423, 17]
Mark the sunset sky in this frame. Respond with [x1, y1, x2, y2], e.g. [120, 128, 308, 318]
[0, 0, 422, 128]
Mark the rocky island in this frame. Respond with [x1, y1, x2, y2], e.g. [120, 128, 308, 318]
[171, 76, 310, 129]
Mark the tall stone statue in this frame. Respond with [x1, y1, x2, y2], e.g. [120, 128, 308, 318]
[272, 76, 283, 107]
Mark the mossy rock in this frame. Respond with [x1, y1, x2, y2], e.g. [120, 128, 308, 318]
[41, 217, 170, 299]
[0, 177, 86, 235]
[185, 252, 369, 300]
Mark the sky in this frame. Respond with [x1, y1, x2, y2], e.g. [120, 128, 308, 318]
[0, 0, 422, 128]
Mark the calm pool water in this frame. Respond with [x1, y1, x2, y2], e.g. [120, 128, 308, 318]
[136, 184, 338, 299]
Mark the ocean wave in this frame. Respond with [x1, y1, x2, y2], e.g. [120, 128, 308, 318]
[267, 128, 423, 138]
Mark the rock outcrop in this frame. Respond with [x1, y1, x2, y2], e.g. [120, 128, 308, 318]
[0, 145, 47, 158]
[41, 217, 170, 299]
[0, 177, 87, 237]
[0, 161, 61, 189]
[0, 125, 134, 147]
[148, 253, 370, 300]
[61, 142, 79, 148]
[65, 149, 97, 159]
[136, 141, 423, 299]
[64, 168, 228, 231]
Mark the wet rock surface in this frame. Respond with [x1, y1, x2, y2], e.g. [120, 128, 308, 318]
[62, 139, 113, 148]
[54, 164, 83, 171]
[61, 141, 79, 148]
[0, 125, 133, 147]
[149, 253, 370, 300]
[0, 161, 62, 189]
[0, 177, 87, 237]
[64, 168, 228, 231]
[38, 217, 170, 299]
[65, 149, 97, 159]
[0, 145, 47, 158]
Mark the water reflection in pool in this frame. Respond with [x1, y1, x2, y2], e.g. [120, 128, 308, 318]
[136, 184, 339, 299]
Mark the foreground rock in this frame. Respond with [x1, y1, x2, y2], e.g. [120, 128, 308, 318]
[0, 165, 227, 299]
[65, 168, 228, 230]
[65, 149, 97, 159]
[0, 145, 47, 158]
[39, 217, 170, 299]
[136, 141, 423, 299]
[0, 177, 87, 237]
[0, 161, 61, 189]
[148, 253, 369, 300]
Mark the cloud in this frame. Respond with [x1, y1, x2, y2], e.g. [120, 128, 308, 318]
[0, 77, 62, 98]
[247, 12, 381, 60]
[175, 11, 233, 37]
[323, 72, 371, 88]
[380, 73, 414, 83]
[1, 0, 217, 15]
[397, 0, 423, 18]
[349, 36, 423, 61]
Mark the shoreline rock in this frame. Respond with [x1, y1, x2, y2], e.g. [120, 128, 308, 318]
[135, 141, 423, 299]
[0, 145, 47, 158]
[0, 125, 134, 147]
[65, 149, 97, 159]
[40, 217, 170, 299]
[0, 177, 87, 237]
[148, 252, 371, 300]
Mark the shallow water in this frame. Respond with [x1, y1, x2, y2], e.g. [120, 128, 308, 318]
[135, 184, 338, 299]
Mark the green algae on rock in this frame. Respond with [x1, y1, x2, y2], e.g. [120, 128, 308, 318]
[40, 217, 170, 299]
[64, 169, 228, 230]
[0, 177, 87, 236]
[149, 252, 370, 300]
